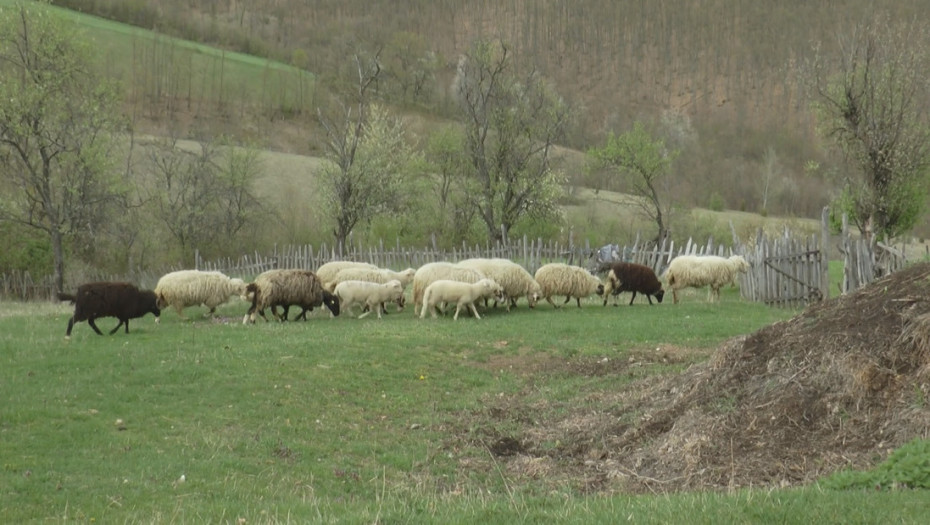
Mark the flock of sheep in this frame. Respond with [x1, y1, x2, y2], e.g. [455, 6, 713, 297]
[57, 254, 751, 338]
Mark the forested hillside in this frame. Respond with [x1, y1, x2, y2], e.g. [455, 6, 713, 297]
[55, 0, 930, 221]
[2, 1, 929, 286]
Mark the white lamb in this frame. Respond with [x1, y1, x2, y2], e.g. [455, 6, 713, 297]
[662, 254, 750, 304]
[411, 262, 487, 312]
[328, 267, 416, 290]
[314, 261, 378, 289]
[154, 269, 247, 319]
[533, 263, 605, 308]
[333, 280, 406, 319]
[457, 258, 541, 310]
[420, 278, 504, 320]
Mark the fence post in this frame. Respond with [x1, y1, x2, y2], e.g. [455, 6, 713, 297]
[820, 206, 830, 300]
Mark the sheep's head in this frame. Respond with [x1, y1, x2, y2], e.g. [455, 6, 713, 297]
[606, 271, 622, 295]
[731, 255, 750, 273]
[230, 278, 248, 299]
[527, 282, 542, 308]
[322, 291, 341, 317]
[654, 289, 665, 303]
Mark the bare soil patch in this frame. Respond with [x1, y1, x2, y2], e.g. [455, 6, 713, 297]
[448, 263, 930, 493]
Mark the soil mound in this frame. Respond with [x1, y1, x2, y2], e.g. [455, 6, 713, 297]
[459, 263, 930, 493]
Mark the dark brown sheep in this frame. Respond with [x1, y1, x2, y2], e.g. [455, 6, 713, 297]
[602, 262, 665, 306]
[243, 269, 340, 323]
[58, 282, 161, 337]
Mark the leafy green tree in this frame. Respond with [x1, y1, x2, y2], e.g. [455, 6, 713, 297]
[588, 122, 678, 242]
[318, 102, 421, 248]
[452, 39, 569, 243]
[317, 51, 421, 248]
[0, 1, 125, 292]
[808, 16, 930, 241]
[424, 124, 477, 242]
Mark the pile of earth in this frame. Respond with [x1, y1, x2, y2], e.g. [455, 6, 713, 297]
[454, 262, 930, 493]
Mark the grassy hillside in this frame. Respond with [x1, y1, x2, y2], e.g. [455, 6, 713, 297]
[1, 0, 317, 149]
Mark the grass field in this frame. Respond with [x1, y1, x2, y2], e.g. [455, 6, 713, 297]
[1, 288, 926, 523]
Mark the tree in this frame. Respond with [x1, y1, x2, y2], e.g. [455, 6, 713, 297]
[317, 52, 420, 248]
[144, 136, 264, 263]
[452, 39, 569, 243]
[0, 2, 126, 292]
[424, 124, 476, 242]
[588, 122, 678, 242]
[808, 16, 930, 241]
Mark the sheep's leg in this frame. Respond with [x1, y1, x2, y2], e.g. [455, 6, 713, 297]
[358, 303, 373, 319]
[66, 316, 76, 337]
[575, 297, 583, 308]
[87, 317, 104, 335]
[546, 296, 558, 308]
[563, 296, 571, 305]
[108, 319, 126, 335]
[467, 302, 481, 319]
[645, 294, 653, 305]
[630, 291, 638, 306]
[173, 304, 187, 319]
[673, 290, 680, 304]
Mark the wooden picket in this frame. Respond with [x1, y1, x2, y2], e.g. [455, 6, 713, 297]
[0, 211, 914, 304]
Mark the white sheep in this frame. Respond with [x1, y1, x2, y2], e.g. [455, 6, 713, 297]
[314, 261, 378, 289]
[333, 279, 406, 319]
[154, 270, 247, 318]
[411, 262, 487, 312]
[457, 258, 541, 310]
[533, 263, 605, 308]
[328, 266, 416, 291]
[662, 254, 750, 304]
[420, 278, 504, 320]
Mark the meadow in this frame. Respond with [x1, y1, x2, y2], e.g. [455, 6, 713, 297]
[1, 286, 926, 523]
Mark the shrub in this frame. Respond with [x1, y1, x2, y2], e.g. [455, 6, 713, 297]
[820, 438, 930, 490]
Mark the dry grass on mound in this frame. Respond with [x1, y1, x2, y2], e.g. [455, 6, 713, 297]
[449, 263, 930, 494]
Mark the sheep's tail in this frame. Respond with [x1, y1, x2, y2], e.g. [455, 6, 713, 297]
[57, 292, 76, 303]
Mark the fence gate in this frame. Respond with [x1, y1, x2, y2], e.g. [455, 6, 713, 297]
[740, 233, 826, 308]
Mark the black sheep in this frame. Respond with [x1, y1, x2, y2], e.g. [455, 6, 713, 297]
[58, 282, 161, 337]
[602, 262, 665, 306]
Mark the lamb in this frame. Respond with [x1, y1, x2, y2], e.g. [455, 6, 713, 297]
[662, 254, 750, 304]
[533, 263, 605, 308]
[333, 279, 406, 319]
[411, 262, 487, 312]
[602, 262, 665, 306]
[243, 269, 340, 323]
[314, 261, 378, 289]
[457, 258, 541, 310]
[420, 278, 504, 320]
[58, 282, 161, 338]
[154, 270, 247, 318]
[328, 266, 416, 291]
[326, 266, 416, 314]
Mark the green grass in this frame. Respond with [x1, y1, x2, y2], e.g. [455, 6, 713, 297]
[0, 0, 316, 116]
[1, 293, 926, 523]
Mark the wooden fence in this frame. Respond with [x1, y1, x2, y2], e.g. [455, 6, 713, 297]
[0, 213, 917, 305]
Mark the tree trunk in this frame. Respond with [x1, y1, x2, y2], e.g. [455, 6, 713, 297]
[51, 228, 65, 293]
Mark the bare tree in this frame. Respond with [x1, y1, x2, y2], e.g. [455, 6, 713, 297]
[143, 136, 264, 263]
[453, 39, 570, 243]
[0, 3, 126, 292]
[808, 16, 930, 241]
